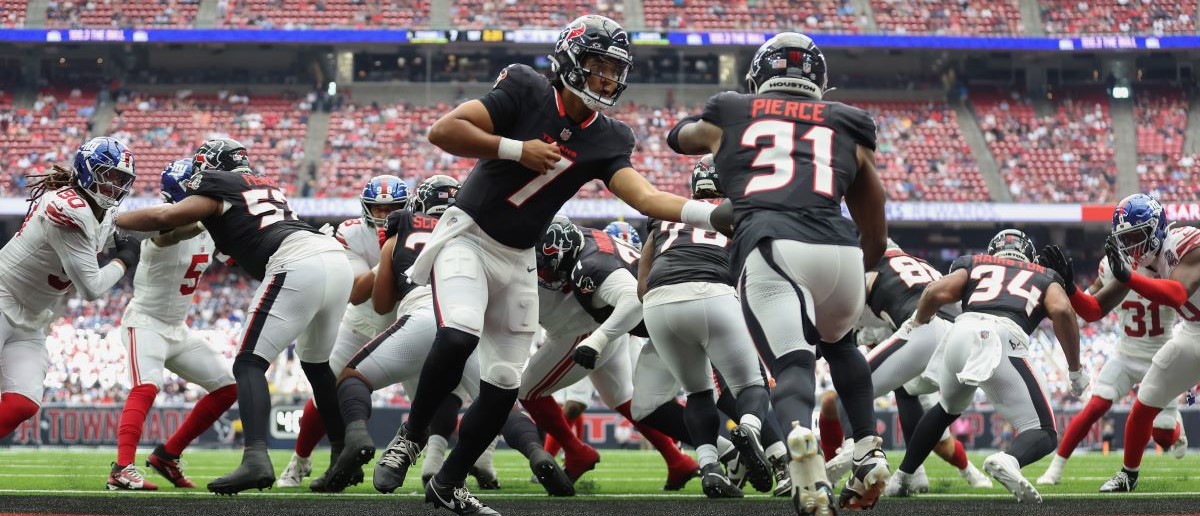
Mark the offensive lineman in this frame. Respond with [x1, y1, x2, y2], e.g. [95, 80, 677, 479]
[108, 159, 238, 491]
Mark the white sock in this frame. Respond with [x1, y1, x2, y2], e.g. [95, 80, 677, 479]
[739, 414, 762, 437]
[423, 434, 448, 473]
[1049, 454, 1066, 469]
[765, 441, 788, 461]
[717, 436, 735, 458]
[697, 444, 719, 468]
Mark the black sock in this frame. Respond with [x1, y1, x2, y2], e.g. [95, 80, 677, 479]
[437, 381, 517, 485]
[637, 401, 693, 446]
[301, 361, 345, 443]
[734, 384, 771, 425]
[893, 387, 926, 445]
[336, 376, 372, 424]
[899, 404, 959, 474]
[428, 394, 463, 440]
[819, 336, 876, 440]
[1123, 467, 1139, 479]
[404, 327, 478, 442]
[761, 407, 784, 448]
[501, 411, 543, 459]
[1009, 427, 1058, 467]
[684, 390, 719, 447]
[771, 350, 816, 430]
[232, 354, 271, 447]
[714, 369, 738, 419]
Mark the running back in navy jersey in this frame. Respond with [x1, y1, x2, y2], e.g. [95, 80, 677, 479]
[700, 90, 876, 273]
[645, 217, 733, 291]
[183, 170, 316, 280]
[950, 254, 1063, 334]
[388, 210, 440, 302]
[867, 249, 961, 325]
[570, 228, 648, 337]
[457, 64, 637, 249]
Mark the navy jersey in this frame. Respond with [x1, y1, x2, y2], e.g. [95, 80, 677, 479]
[458, 64, 637, 249]
[700, 90, 876, 275]
[950, 254, 1063, 334]
[183, 170, 316, 280]
[645, 217, 732, 291]
[389, 210, 440, 302]
[570, 229, 648, 338]
[867, 249, 960, 325]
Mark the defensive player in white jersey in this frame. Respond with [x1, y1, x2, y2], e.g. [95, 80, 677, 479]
[0, 137, 138, 441]
[1083, 194, 1200, 492]
[107, 159, 238, 491]
[1036, 224, 1186, 486]
[278, 175, 409, 490]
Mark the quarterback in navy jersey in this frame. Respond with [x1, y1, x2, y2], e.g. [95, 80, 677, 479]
[116, 138, 352, 495]
[667, 32, 889, 514]
[380, 14, 724, 515]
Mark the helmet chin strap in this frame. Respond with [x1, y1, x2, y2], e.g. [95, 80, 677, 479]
[564, 82, 616, 112]
[757, 77, 823, 99]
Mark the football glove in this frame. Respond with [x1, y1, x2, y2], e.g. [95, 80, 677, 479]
[1068, 369, 1090, 397]
[1104, 237, 1133, 283]
[572, 333, 609, 370]
[112, 235, 141, 271]
[1039, 244, 1076, 295]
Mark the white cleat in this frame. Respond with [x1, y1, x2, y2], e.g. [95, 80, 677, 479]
[786, 423, 836, 516]
[275, 453, 312, 488]
[910, 465, 930, 494]
[883, 469, 917, 497]
[1035, 456, 1064, 486]
[1170, 433, 1188, 460]
[961, 461, 994, 488]
[823, 438, 854, 484]
[983, 453, 1042, 503]
[839, 436, 890, 510]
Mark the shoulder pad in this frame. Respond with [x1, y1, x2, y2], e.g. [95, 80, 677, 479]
[493, 63, 548, 92]
[42, 191, 93, 232]
[949, 255, 974, 273]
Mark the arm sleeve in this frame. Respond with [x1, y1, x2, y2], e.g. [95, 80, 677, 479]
[1126, 272, 1190, 308]
[1068, 289, 1105, 322]
[592, 268, 644, 341]
[48, 226, 125, 300]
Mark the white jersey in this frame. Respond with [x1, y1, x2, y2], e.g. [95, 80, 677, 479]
[1146, 225, 1200, 330]
[538, 287, 598, 340]
[0, 187, 121, 330]
[122, 231, 216, 337]
[335, 218, 394, 335]
[1098, 256, 1177, 361]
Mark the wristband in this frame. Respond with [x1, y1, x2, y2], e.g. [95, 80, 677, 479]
[498, 137, 523, 162]
[681, 200, 717, 231]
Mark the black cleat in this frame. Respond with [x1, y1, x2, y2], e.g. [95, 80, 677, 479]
[318, 421, 375, 493]
[701, 463, 744, 499]
[730, 425, 773, 493]
[207, 446, 275, 495]
[374, 425, 424, 494]
[426, 476, 500, 515]
[528, 447, 574, 497]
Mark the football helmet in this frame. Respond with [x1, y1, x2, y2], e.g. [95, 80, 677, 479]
[987, 229, 1036, 263]
[160, 158, 195, 203]
[603, 221, 642, 251]
[549, 14, 632, 112]
[746, 32, 828, 100]
[193, 138, 251, 174]
[537, 218, 585, 290]
[691, 154, 722, 200]
[73, 136, 135, 210]
[361, 175, 408, 228]
[411, 175, 460, 218]
[1112, 193, 1168, 265]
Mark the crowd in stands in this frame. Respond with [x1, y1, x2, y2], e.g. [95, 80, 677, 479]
[0, 0, 24, 27]
[1040, 0, 1196, 35]
[0, 89, 96, 198]
[1135, 87, 1200, 201]
[872, 0, 1022, 35]
[453, 0, 622, 29]
[642, 0, 862, 32]
[46, 0, 198, 28]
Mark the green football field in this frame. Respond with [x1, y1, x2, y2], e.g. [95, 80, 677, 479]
[0, 447, 1196, 499]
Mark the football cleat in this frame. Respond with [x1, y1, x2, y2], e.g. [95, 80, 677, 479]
[1170, 432, 1188, 460]
[207, 446, 275, 495]
[883, 469, 917, 498]
[319, 421, 376, 493]
[107, 463, 158, 491]
[770, 454, 792, 497]
[838, 437, 890, 510]
[563, 443, 601, 482]
[425, 476, 500, 515]
[469, 439, 501, 490]
[786, 423, 837, 516]
[909, 465, 930, 494]
[720, 447, 748, 488]
[374, 425, 424, 494]
[730, 424, 773, 493]
[527, 447, 574, 497]
[700, 462, 744, 499]
[1036, 456, 1063, 486]
[663, 455, 700, 491]
[1099, 470, 1138, 493]
[824, 438, 854, 484]
[961, 461, 994, 488]
[983, 453, 1041, 503]
[275, 453, 312, 488]
[146, 445, 195, 488]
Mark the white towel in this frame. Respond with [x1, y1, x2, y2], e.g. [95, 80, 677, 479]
[405, 207, 476, 286]
[955, 315, 1004, 386]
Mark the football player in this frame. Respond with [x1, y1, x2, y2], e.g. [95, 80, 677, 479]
[520, 218, 700, 489]
[116, 138, 352, 495]
[1037, 196, 1187, 487]
[667, 32, 889, 514]
[637, 155, 774, 497]
[1084, 195, 1200, 493]
[819, 238, 991, 492]
[108, 159, 238, 491]
[604, 220, 642, 250]
[891, 230, 1087, 503]
[279, 174, 409, 490]
[382, 14, 724, 515]
[0, 137, 138, 443]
